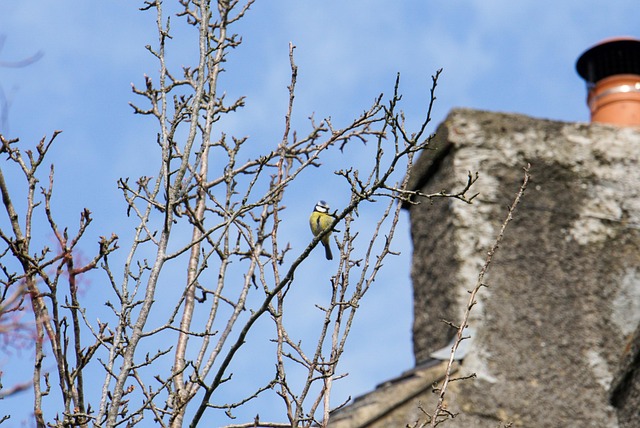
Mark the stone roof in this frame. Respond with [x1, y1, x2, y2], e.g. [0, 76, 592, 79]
[329, 360, 455, 428]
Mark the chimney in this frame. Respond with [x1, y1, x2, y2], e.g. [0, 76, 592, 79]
[576, 37, 640, 126]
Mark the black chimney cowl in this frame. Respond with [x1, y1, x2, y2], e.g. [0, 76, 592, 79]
[576, 37, 640, 86]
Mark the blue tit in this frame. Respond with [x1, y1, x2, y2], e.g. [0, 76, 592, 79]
[309, 200, 335, 260]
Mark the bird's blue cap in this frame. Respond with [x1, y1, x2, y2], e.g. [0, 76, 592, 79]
[315, 200, 330, 212]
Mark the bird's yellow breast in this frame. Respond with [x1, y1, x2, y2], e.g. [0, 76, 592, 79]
[310, 210, 333, 237]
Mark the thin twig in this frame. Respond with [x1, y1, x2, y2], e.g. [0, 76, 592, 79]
[429, 164, 530, 427]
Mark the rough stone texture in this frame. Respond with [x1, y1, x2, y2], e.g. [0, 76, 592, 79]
[610, 321, 640, 427]
[403, 108, 640, 427]
[408, 131, 460, 364]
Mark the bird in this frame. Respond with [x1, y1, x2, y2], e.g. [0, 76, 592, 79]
[309, 200, 335, 260]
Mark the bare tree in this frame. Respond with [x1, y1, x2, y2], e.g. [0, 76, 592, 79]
[0, 132, 118, 426]
[0, 1, 478, 426]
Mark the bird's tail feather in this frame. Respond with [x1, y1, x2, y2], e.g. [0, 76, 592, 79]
[324, 243, 333, 260]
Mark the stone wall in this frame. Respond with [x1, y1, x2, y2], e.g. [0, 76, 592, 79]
[403, 109, 640, 426]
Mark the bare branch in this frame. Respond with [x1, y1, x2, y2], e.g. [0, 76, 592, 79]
[428, 164, 530, 427]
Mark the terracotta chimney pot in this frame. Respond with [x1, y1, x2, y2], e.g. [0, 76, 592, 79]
[576, 37, 640, 126]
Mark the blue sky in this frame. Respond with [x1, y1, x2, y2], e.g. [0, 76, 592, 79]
[1, 0, 639, 425]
